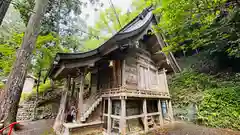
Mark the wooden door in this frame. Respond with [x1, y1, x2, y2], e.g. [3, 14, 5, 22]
[138, 65, 149, 90]
[149, 69, 158, 90]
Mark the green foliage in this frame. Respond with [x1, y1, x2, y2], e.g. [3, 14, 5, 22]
[170, 70, 214, 106]
[0, 32, 62, 77]
[156, 0, 228, 50]
[82, 5, 149, 50]
[32, 80, 51, 93]
[20, 92, 31, 102]
[199, 87, 240, 130]
[132, 0, 240, 68]
[13, 0, 102, 33]
[169, 70, 240, 130]
[21, 80, 52, 102]
[0, 33, 23, 75]
[0, 82, 4, 89]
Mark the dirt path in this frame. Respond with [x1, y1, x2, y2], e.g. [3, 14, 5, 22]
[12, 120, 239, 135]
[13, 119, 54, 135]
[148, 121, 240, 135]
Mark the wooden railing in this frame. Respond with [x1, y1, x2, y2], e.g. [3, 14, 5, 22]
[101, 87, 170, 98]
[83, 92, 100, 113]
[81, 93, 102, 122]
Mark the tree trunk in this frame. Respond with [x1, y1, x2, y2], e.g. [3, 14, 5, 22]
[0, 0, 49, 126]
[0, 0, 12, 25]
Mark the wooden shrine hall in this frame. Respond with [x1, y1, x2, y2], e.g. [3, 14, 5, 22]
[45, 6, 181, 135]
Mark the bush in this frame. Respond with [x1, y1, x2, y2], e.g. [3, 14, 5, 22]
[169, 70, 240, 130]
[198, 87, 240, 130]
[0, 82, 4, 89]
[21, 79, 53, 102]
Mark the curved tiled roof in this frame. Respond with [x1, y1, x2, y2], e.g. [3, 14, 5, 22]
[45, 6, 156, 81]
[55, 7, 154, 61]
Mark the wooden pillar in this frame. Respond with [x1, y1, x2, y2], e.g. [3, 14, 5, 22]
[121, 60, 126, 87]
[112, 60, 117, 88]
[157, 99, 163, 126]
[165, 100, 169, 113]
[77, 72, 84, 123]
[168, 100, 174, 122]
[67, 76, 71, 91]
[120, 98, 126, 135]
[143, 99, 148, 132]
[107, 97, 112, 134]
[71, 79, 75, 98]
[117, 60, 121, 87]
[162, 68, 169, 93]
[53, 78, 68, 133]
[102, 99, 106, 120]
[156, 71, 159, 90]
[97, 65, 100, 92]
[147, 66, 150, 90]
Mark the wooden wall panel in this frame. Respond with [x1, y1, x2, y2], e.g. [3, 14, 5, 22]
[123, 48, 169, 93]
[91, 73, 97, 94]
[125, 56, 138, 88]
[158, 73, 167, 92]
[99, 67, 113, 89]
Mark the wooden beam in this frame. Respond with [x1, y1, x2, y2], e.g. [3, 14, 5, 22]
[157, 100, 163, 126]
[107, 97, 112, 134]
[65, 57, 100, 69]
[143, 99, 148, 132]
[77, 72, 84, 123]
[102, 45, 118, 56]
[111, 115, 120, 119]
[116, 112, 162, 120]
[53, 64, 65, 78]
[147, 112, 161, 116]
[126, 114, 144, 120]
[120, 99, 126, 135]
[154, 33, 181, 72]
[103, 114, 121, 119]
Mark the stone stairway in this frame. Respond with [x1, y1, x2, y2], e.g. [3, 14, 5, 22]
[17, 101, 35, 121]
[80, 95, 102, 122]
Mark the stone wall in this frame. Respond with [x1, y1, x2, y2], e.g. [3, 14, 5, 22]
[17, 89, 61, 121]
[17, 100, 60, 121]
[17, 101, 35, 121]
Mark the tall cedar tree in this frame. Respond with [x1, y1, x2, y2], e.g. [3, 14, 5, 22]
[0, 0, 49, 126]
[0, 0, 12, 25]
